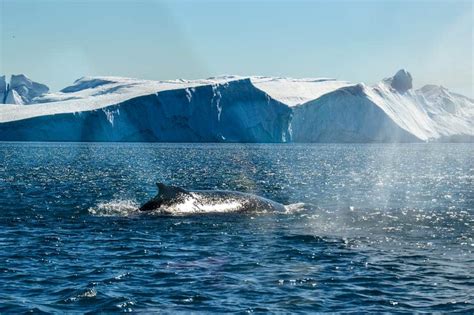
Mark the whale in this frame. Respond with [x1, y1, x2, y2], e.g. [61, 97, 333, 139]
[139, 182, 286, 214]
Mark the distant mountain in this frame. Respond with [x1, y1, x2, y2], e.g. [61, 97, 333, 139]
[0, 71, 472, 142]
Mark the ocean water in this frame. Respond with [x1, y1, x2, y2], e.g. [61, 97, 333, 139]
[0, 142, 472, 313]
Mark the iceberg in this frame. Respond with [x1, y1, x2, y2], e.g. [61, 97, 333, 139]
[0, 70, 472, 142]
[0, 78, 291, 142]
[291, 70, 473, 142]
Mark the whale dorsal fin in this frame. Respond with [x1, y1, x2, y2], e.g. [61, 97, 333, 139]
[156, 182, 188, 200]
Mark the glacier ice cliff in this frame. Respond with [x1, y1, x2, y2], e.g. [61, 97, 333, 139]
[0, 78, 291, 142]
[291, 84, 420, 142]
[0, 71, 472, 142]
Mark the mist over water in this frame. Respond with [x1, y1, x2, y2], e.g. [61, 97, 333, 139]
[0, 143, 472, 312]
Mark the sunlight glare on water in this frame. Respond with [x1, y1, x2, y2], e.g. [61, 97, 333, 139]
[0, 143, 472, 313]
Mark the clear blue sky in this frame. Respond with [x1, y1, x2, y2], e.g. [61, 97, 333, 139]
[1, 0, 472, 97]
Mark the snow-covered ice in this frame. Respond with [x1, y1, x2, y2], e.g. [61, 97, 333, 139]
[0, 70, 472, 142]
[291, 71, 473, 142]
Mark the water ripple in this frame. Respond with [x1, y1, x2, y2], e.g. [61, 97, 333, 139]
[0, 143, 472, 313]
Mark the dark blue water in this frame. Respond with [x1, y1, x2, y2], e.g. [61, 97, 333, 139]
[0, 143, 473, 313]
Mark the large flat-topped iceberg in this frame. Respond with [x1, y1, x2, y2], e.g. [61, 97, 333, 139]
[0, 77, 292, 142]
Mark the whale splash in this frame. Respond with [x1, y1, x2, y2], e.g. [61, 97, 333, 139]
[88, 200, 141, 217]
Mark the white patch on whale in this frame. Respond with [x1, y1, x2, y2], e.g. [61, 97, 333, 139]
[163, 192, 248, 215]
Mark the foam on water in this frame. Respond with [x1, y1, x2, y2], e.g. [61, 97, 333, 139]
[283, 202, 307, 214]
[88, 200, 140, 217]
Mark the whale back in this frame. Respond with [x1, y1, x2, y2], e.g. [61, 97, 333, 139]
[140, 183, 286, 213]
[156, 182, 188, 200]
[139, 183, 189, 211]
